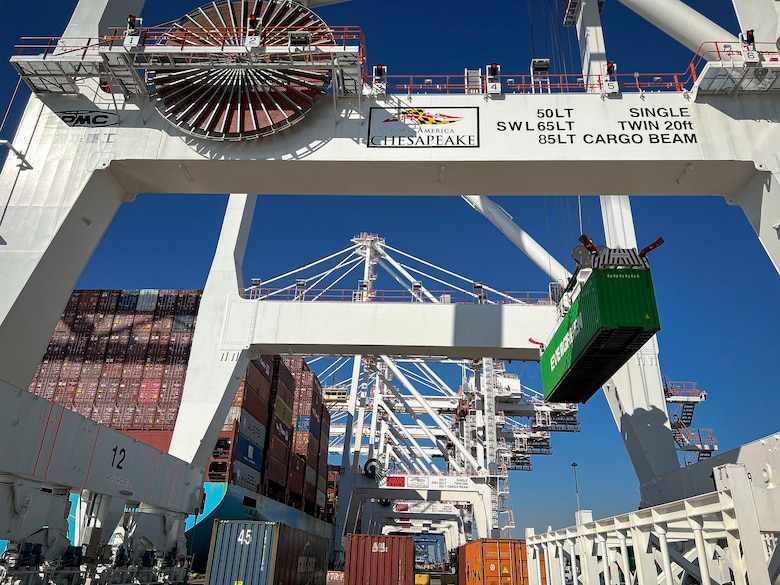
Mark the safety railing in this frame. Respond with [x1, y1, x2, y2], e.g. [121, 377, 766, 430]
[240, 287, 551, 305]
[369, 69, 694, 95]
[691, 40, 780, 71]
[663, 379, 705, 397]
[673, 427, 717, 448]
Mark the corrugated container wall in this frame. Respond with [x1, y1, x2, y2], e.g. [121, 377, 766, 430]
[345, 534, 415, 585]
[206, 521, 328, 585]
[457, 539, 545, 585]
[541, 267, 660, 403]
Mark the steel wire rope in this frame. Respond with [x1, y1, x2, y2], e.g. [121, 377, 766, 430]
[304, 255, 363, 300]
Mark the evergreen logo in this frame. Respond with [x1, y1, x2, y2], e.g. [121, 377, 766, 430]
[549, 313, 583, 371]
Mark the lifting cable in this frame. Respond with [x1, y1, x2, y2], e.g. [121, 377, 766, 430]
[526, 0, 537, 57]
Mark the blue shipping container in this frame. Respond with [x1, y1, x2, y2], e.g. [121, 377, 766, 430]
[297, 415, 311, 431]
[234, 433, 263, 472]
[206, 521, 328, 585]
[310, 418, 321, 441]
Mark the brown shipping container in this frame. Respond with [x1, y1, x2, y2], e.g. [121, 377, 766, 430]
[288, 468, 304, 495]
[270, 413, 292, 446]
[242, 387, 269, 426]
[265, 454, 288, 487]
[345, 534, 414, 585]
[121, 430, 174, 452]
[267, 434, 289, 464]
[282, 356, 307, 373]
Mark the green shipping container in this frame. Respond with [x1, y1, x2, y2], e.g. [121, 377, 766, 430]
[541, 268, 660, 403]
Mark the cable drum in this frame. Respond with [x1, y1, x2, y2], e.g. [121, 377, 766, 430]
[151, 0, 334, 141]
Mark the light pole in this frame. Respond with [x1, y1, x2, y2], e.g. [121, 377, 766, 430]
[571, 462, 581, 512]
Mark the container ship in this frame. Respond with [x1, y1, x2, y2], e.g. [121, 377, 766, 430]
[23, 289, 339, 568]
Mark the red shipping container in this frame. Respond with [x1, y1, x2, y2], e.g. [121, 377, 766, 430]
[254, 355, 274, 381]
[345, 535, 415, 585]
[282, 356, 307, 373]
[307, 435, 319, 464]
[97, 290, 120, 313]
[265, 454, 288, 487]
[127, 332, 150, 356]
[81, 358, 104, 378]
[112, 404, 136, 428]
[65, 329, 90, 355]
[47, 332, 70, 355]
[138, 379, 161, 404]
[121, 430, 173, 452]
[274, 377, 295, 409]
[168, 332, 193, 356]
[65, 291, 80, 311]
[84, 335, 109, 356]
[39, 357, 63, 378]
[289, 454, 305, 475]
[242, 388, 269, 426]
[267, 434, 289, 464]
[72, 403, 94, 419]
[143, 355, 166, 379]
[122, 356, 145, 378]
[159, 378, 184, 403]
[270, 413, 291, 446]
[163, 356, 188, 379]
[54, 380, 78, 404]
[92, 403, 114, 425]
[303, 482, 316, 502]
[318, 455, 328, 477]
[246, 360, 268, 392]
[100, 356, 123, 379]
[147, 332, 170, 356]
[155, 290, 179, 313]
[74, 378, 99, 403]
[133, 404, 157, 429]
[132, 311, 154, 330]
[97, 378, 120, 403]
[111, 313, 134, 332]
[288, 469, 304, 495]
[175, 291, 200, 311]
[106, 332, 130, 355]
[32, 378, 58, 401]
[155, 402, 179, 430]
[60, 357, 83, 379]
[117, 379, 140, 402]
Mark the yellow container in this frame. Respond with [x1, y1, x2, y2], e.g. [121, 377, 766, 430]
[414, 574, 430, 585]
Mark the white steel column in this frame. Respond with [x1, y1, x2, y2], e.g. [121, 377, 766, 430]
[630, 525, 657, 585]
[616, 0, 738, 53]
[577, 0, 680, 490]
[655, 525, 675, 585]
[0, 168, 129, 389]
[168, 194, 256, 467]
[730, 0, 780, 45]
[61, 0, 145, 38]
[732, 171, 780, 276]
[618, 531, 631, 585]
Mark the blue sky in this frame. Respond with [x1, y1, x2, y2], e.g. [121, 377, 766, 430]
[2, 0, 780, 535]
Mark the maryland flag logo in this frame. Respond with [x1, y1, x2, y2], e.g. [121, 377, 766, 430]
[383, 109, 463, 125]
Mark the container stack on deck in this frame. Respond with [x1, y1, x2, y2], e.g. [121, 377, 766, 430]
[30, 289, 199, 452]
[28, 289, 337, 526]
[284, 357, 332, 518]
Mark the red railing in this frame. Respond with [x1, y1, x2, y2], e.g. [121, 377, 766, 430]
[664, 379, 705, 397]
[239, 287, 551, 305]
[673, 428, 717, 447]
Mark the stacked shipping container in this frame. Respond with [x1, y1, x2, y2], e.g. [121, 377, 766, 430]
[456, 539, 547, 585]
[29, 289, 337, 525]
[29, 289, 199, 452]
[283, 357, 331, 517]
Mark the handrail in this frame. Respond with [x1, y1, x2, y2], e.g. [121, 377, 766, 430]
[239, 287, 551, 305]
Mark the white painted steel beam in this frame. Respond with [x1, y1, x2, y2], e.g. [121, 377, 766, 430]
[616, 0, 739, 55]
[462, 196, 571, 285]
[168, 194, 256, 468]
[219, 297, 557, 361]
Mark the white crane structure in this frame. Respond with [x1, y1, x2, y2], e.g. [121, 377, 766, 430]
[0, 0, 779, 582]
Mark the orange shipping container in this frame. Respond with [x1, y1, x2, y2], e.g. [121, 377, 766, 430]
[345, 534, 414, 585]
[457, 539, 545, 585]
